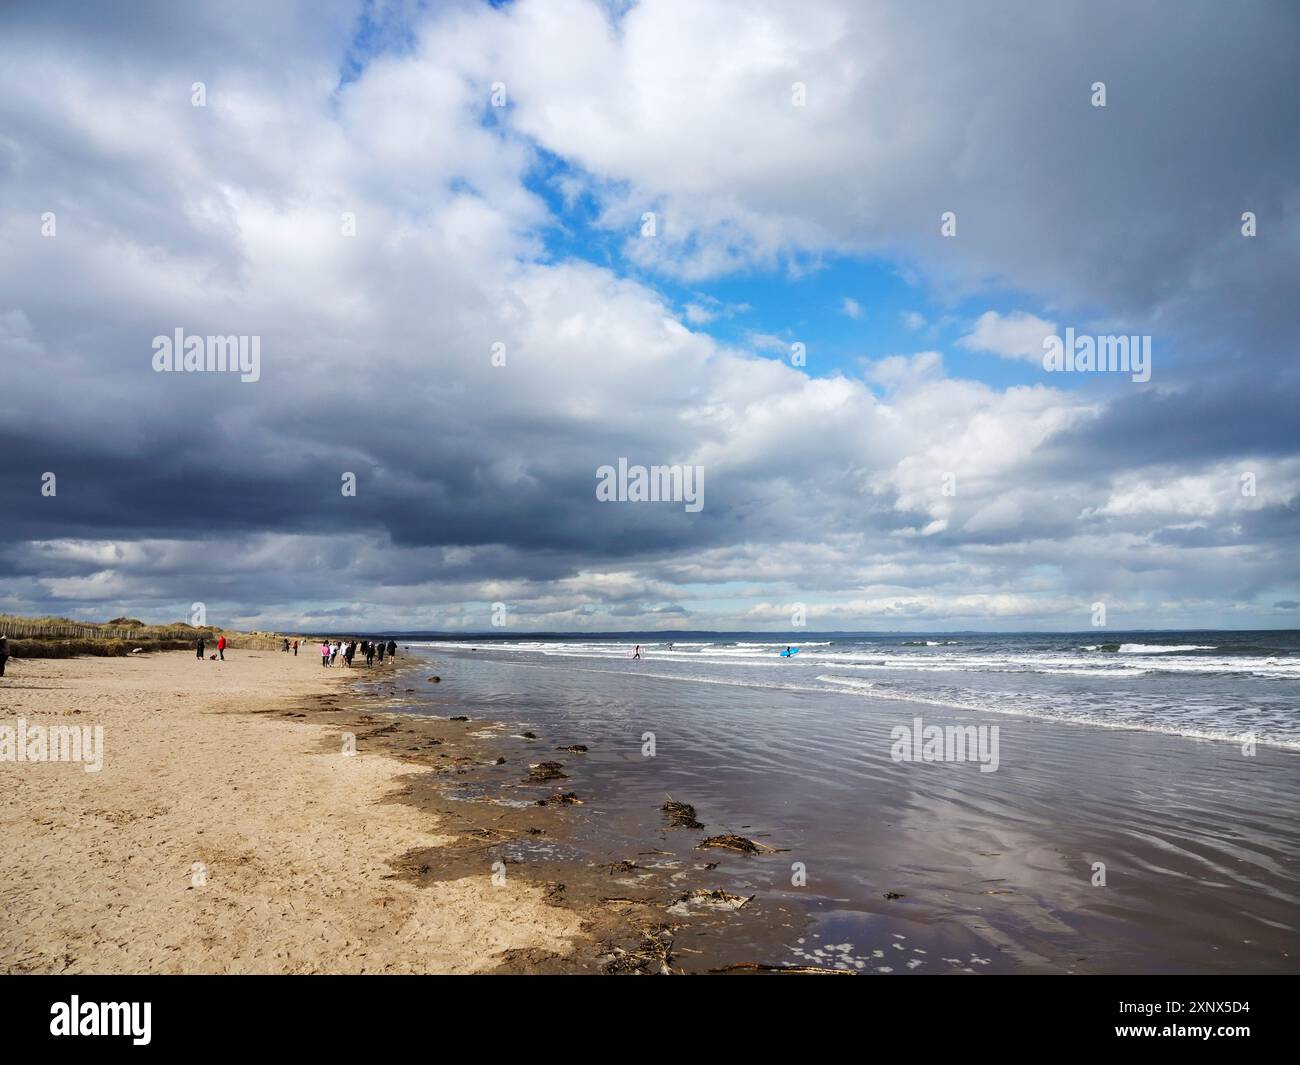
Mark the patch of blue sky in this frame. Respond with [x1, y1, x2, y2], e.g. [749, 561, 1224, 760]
[522, 152, 1143, 393]
[335, 0, 426, 94]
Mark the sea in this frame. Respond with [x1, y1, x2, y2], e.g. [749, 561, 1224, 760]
[409, 629, 1300, 748]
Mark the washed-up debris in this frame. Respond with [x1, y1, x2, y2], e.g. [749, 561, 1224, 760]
[603, 860, 639, 875]
[697, 834, 777, 855]
[527, 761, 567, 782]
[449, 715, 470, 722]
[493, 756, 506, 765]
[427, 676, 441, 682]
[662, 797, 704, 830]
[536, 791, 583, 806]
[883, 891, 904, 900]
[709, 962, 854, 976]
[675, 889, 753, 910]
[603, 925, 676, 976]
[556, 744, 588, 753]
[522, 731, 538, 739]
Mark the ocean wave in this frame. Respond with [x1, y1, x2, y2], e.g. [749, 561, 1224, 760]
[1116, 643, 1218, 654]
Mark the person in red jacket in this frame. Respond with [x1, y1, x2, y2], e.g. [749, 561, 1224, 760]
[217, 634, 226, 661]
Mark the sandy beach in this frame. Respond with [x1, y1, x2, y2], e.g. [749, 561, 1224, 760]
[0, 650, 585, 974]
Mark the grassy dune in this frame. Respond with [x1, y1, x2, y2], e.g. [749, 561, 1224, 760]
[0, 615, 293, 658]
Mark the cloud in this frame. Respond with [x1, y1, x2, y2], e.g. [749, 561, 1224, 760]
[0, 0, 1295, 631]
[957, 311, 1057, 364]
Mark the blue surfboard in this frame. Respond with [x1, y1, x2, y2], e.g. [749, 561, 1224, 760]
[780, 648, 800, 657]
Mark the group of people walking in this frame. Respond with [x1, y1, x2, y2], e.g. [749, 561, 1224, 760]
[320, 638, 396, 668]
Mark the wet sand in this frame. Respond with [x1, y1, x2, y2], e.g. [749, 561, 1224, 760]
[360, 646, 1300, 975]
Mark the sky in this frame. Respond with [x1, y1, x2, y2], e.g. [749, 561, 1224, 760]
[0, 0, 1297, 633]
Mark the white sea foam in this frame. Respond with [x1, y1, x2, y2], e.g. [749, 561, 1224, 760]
[1116, 643, 1217, 654]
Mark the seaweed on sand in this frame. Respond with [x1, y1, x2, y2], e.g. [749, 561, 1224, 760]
[675, 888, 753, 910]
[536, 791, 583, 806]
[696, 834, 777, 855]
[527, 761, 567, 783]
[709, 962, 855, 976]
[661, 796, 704, 830]
[602, 925, 677, 975]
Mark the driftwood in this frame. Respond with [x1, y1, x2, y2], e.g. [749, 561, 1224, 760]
[556, 744, 588, 753]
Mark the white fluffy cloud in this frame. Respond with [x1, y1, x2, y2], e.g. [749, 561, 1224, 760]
[957, 311, 1057, 364]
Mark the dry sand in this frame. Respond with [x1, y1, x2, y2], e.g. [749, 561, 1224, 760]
[0, 651, 583, 973]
